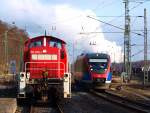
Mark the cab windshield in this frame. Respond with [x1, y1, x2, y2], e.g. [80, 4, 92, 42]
[29, 41, 42, 48]
[89, 62, 107, 69]
[88, 59, 108, 73]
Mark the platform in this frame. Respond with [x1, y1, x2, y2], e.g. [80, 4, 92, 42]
[0, 98, 17, 113]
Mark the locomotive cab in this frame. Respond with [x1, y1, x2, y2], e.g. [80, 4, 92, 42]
[18, 36, 71, 100]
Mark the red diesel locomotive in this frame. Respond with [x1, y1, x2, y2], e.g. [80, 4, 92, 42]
[18, 35, 71, 100]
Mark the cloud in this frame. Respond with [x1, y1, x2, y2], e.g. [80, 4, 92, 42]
[0, 0, 123, 62]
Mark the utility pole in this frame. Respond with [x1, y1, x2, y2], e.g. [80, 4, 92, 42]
[124, 0, 131, 81]
[4, 31, 8, 74]
[144, 8, 148, 84]
[19, 36, 23, 72]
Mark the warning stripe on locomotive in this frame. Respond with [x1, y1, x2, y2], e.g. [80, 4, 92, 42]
[32, 54, 57, 60]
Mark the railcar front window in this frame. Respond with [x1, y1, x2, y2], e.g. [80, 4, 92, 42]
[88, 59, 108, 72]
[30, 41, 42, 48]
[49, 41, 62, 49]
[89, 62, 107, 69]
[89, 61, 108, 73]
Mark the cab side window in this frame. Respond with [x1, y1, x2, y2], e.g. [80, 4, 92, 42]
[49, 41, 62, 49]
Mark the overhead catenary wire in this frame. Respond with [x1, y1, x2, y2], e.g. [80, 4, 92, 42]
[94, 16, 143, 17]
[92, 0, 118, 12]
[92, 0, 107, 11]
[80, 0, 119, 38]
[128, 0, 150, 2]
[33, 1, 118, 30]
[79, 30, 150, 34]
[86, 16, 143, 36]
[131, 49, 144, 57]
[131, 44, 150, 46]
[91, 0, 148, 32]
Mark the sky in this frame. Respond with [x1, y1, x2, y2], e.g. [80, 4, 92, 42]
[0, 0, 150, 63]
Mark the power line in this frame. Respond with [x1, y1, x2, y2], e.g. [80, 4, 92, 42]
[92, 0, 118, 12]
[131, 49, 144, 57]
[87, 1, 146, 36]
[87, 16, 143, 36]
[79, 29, 150, 34]
[131, 44, 150, 46]
[130, 16, 138, 26]
[92, 0, 107, 11]
[91, 15, 143, 17]
[128, 0, 150, 2]
[44, 15, 83, 25]
[95, 1, 147, 30]
[129, 1, 143, 10]
[85, 0, 119, 37]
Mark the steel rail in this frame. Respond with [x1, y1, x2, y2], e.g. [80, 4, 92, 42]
[90, 89, 150, 113]
[30, 102, 64, 113]
[30, 105, 52, 113]
[106, 90, 150, 108]
[56, 103, 64, 113]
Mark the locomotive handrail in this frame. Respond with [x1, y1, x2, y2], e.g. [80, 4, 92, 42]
[25, 68, 64, 70]
[25, 62, 65, 76]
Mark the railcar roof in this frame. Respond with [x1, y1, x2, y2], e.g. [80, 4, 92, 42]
[27, 35, 66, 44]
[85, 53, 110, 59]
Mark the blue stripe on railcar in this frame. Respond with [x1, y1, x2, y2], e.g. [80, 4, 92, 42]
[106, 72, 112, 82]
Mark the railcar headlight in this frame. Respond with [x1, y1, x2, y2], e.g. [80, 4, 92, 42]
[97, 79, 100, 82]
[26, 72, 30, 79]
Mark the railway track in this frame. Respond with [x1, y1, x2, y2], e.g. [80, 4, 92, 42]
[30, 106, 53, 113]
[30, 102, 63, 113]
[90, 89, 150, 113]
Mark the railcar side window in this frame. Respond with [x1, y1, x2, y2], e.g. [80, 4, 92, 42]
[30, 41, 42, 48]
[49, 41, 62, 49]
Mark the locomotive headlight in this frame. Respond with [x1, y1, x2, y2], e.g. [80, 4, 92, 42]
[90, 68, 93, 71]
[97, 79, 100, 82]
[26, 72, 30, 79]
[43, 49, 47, 53]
